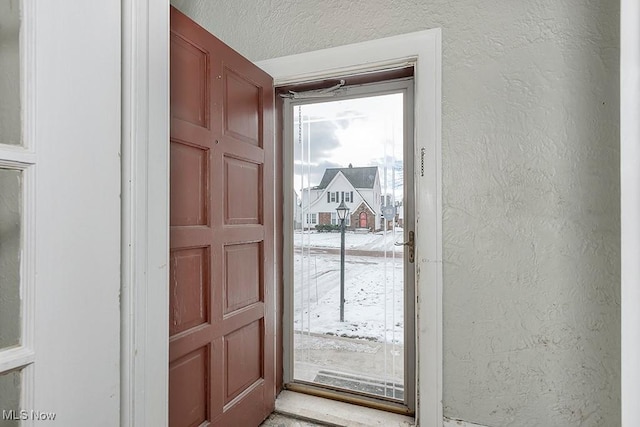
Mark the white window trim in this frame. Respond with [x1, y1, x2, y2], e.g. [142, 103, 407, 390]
[257, 29, 443, 427]
[306, 213, 317, 225]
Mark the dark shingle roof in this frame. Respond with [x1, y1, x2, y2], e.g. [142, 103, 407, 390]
[316, 166, 378, 189]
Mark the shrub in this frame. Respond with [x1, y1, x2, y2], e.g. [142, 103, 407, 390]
[315, 224, 340, 232]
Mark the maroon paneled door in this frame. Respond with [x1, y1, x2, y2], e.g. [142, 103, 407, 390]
[169, 7, 275, 427]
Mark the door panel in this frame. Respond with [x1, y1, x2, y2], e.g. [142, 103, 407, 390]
[224, 69, 262, 146]
[169, 347, 209, 427]
[169, 247, 209, 335]
[170, 142, 208, 226]
[224, 242, 262, 313]
[170, 35, 209, 127]
[170, 7, 275, 426]
[224, 157, 262, 224]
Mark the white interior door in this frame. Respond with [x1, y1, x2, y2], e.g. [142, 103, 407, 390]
[1, 1, 123, 425]
[0, 1, 36, 421]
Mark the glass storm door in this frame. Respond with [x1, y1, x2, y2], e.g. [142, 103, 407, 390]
[283, 78, 415, 413]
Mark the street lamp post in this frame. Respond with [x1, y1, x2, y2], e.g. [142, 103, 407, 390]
[336, 201, 350, 322]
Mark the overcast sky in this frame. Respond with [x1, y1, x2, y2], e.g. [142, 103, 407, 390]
[293, 92, 404, 199]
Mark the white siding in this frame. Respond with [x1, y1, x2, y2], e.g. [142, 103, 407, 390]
[303, 171, 381, 229]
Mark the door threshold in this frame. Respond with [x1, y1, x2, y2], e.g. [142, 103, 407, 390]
[274, 390, 416, 427]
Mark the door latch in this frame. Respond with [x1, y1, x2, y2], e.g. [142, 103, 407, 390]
[394, 230, 415, 263]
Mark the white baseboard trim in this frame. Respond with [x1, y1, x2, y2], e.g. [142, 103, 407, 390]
[444, 417, 489, 427]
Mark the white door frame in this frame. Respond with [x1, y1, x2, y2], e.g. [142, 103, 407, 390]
[257, 30, 443, 427]
[120, 1, 169, 426]
[621, 0, 640, 424]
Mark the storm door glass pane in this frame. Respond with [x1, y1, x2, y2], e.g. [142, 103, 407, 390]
[0, 169, 22, 349]
[0, 0, 21, 146]
[0, 369, 21, 426]
[293, 93, 406, 401]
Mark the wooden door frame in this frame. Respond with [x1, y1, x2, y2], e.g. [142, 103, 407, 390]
[257, 29, 443, 427]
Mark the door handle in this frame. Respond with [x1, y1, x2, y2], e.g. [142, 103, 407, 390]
[394, 230, 415, 263]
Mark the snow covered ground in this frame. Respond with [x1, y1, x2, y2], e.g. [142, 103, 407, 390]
[292, 229, 406, 345]
[294, 228, 405, 252]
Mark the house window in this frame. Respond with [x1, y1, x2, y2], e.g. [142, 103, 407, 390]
[284, 77, 415, 413]
[331, 212, 350, 226]
[306, 213, 317, 225]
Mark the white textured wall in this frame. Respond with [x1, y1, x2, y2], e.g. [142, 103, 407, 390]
[171, 1, 620, 425]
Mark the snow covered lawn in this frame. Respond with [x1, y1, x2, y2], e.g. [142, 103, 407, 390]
[293, 229, 406, 345]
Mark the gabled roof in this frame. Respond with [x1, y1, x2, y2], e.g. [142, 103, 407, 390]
[352, 199, 375, 215]
[315, 166, 378, 189]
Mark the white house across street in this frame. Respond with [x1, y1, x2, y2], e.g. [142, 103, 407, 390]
[299, 165, 382, 231]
